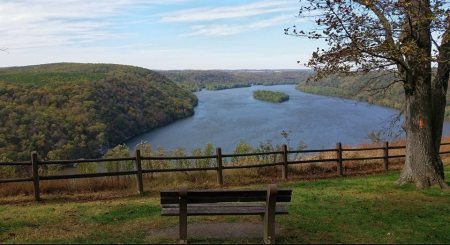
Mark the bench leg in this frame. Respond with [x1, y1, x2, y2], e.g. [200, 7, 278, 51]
[263, 184, 277, 244]
[179, 190, 188, 244]
[179, 213, 187, 244]
[263, 214, 275, 244]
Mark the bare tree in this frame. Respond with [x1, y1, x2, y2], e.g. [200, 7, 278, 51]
[287, 0, 449, 189]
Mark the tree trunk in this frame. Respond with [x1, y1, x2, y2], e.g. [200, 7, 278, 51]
[431, 26, 450, 180]
[430, 68, 448, 181]
[397, 75, 447, 189]
[396, 0, 448, 189]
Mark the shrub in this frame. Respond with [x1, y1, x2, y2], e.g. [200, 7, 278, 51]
[0, 155, 16, 179]
[104, 144, 132, 172]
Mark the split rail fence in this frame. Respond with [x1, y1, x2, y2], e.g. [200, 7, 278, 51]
[1, 141, 450, 201]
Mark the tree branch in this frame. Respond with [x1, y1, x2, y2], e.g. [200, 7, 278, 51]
[353, 0, 407, 69]
[324, 1, 408, 71]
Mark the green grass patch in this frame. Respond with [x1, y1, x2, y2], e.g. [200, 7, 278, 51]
[1, 170, 449, 243]
[86, 203, 160, 225]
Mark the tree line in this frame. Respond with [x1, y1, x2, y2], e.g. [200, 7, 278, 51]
[162, 70, 313, 91]
[1, 138, 309, 179]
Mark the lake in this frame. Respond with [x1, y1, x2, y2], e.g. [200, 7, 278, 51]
[126, 85, 450, 153]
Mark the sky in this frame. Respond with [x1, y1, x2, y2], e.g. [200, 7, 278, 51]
[0, 0, 322, 70]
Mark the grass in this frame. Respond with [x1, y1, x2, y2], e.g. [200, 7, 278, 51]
[1, 168, 449, 244]
[278, 170, 450, 243]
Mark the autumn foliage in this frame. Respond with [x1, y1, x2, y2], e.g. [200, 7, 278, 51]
[0, 63, 197, 161]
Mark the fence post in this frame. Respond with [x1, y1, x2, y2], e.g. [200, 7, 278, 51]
[336, 142, 343, 176]
[31, 152, 40, 201]
[383, 141, 389, 171]
[135, 149, 144, 195]
[216, 147, 223, 186]
[281, 144, 288, 180]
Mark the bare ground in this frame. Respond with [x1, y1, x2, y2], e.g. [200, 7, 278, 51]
[147, 222, 284, 241]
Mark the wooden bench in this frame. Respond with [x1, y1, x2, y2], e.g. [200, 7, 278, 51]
[160, 184, 292, 244]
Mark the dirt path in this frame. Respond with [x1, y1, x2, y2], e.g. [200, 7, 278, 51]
[147, 222, 284, 241]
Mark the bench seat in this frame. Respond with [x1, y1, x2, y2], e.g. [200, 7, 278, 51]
[160, 184, 292, 244]
[161, 203, 289, 216]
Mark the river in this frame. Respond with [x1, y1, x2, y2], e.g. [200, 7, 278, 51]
[126, 85, 450, 153]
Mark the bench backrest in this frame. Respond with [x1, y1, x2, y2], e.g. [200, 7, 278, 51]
[160, 188, 292, 204]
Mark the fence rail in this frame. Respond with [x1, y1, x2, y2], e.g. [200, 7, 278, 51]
[1, 140, 450, 201]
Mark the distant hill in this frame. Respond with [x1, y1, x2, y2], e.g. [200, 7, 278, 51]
[297, 72, 404, 108]
[0, 63, 197, 160]
[161, 69, 314, 91]
[296, 71, 450, 119]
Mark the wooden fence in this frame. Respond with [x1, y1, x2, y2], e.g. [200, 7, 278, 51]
[1, 141, 450, 201]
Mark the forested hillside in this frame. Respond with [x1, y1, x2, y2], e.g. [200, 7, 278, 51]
[297, 71, 450, 119]
[298, 72, 403, 110]
[162, 70, 314, 91]
[0, 63, 197, 160]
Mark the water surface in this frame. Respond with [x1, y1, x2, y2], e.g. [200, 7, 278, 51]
[127, 85, 450, 153]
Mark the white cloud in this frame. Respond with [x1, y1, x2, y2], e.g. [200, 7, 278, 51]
[186, 15, 295, 37]
[0, 0, 185, 49]
[0, 44, 306, 69]
[0, 0, 308, 69]
[160, 0, 296, 22]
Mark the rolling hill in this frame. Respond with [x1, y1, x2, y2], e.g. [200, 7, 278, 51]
[0, 63, 197, 160]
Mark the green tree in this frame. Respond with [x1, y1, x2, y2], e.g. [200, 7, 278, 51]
[104, 144, 132, 172]
[154, 147, 169, 170]
[202, 143, 214, 167]
[232, 140, 254, 165]
[0, 154, 15, 178]
[192, 148, 203, 168]
[75, 162, 96, 174]
[254, 140, 275, 164]
[172, 148, 190, 169]
[136, 142, 152, 170]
